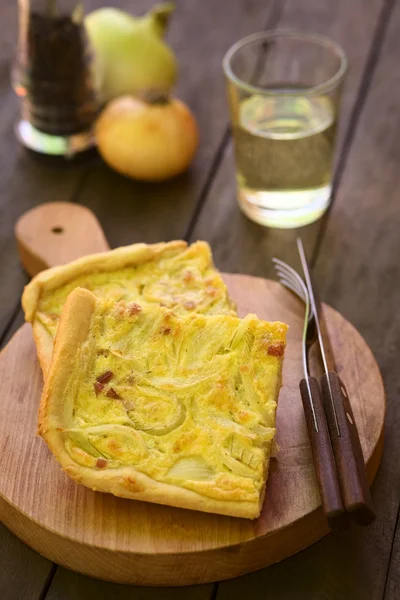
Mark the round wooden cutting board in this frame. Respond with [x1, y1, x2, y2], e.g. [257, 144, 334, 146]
[0, 204, 385, 586]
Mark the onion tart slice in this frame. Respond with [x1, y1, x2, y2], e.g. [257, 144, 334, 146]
[39, 288, 288, 519]
[23, 240, 235, 374]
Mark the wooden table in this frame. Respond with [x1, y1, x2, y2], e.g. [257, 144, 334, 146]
[0, 0, 399, 598]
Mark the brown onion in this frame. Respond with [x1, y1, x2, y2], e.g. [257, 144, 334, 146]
[96, 95, 199, 182]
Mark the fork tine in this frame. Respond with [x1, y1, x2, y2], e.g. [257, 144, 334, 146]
[275, 272, 307, 303]
[272, 257, 305, 285]
[278, 278, 305, 299]
[273, 258, 302, 280]
[272, 257, 313, 320]
[272, 260, 307, 301]
[277, 278, 307, 303]
[276, 271, 304, 291]
[273, 261, 304, 285]
[274, 266, 305, 293]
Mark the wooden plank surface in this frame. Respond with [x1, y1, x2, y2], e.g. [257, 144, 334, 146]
[386, 517, 400, 599]
[312, 2, 400, 596]
[0, 524, 54, 600]
[215, 0, 400, 598]
[190, 0, 387, 275]
[0, 161, 86, 336]
[45, 568, 213, 600]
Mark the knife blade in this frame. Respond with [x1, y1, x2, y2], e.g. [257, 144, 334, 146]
[297, 239, 340, 437]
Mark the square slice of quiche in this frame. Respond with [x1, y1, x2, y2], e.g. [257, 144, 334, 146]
[22, 240, 235, 373]
[39, 287, 288, 519]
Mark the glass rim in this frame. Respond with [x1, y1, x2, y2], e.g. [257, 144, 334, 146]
[223, 29, 347, 96]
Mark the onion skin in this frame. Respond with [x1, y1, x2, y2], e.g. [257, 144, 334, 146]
[85, 5, 177, 102]
[96, 96, 199, 182]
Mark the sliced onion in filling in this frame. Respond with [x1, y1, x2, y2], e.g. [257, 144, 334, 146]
[128, 398, 186, 436]
[167, 457, 215, 481]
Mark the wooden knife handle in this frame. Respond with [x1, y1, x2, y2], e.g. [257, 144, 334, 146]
[300, 377, 344, 521]
[15, 202, 110, 277]
[320, 372, 376, 525]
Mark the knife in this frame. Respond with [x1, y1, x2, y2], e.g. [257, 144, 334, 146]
[297, 238, 376, 525]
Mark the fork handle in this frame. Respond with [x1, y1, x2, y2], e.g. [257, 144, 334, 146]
[300, 377, 344, 521]
[320, 372, 376, 525]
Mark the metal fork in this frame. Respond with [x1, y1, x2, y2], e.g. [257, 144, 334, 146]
[272, 258, 317, 413]
[272, 257, 345, 522]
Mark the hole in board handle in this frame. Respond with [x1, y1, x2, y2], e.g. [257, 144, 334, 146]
[51, 226, 64, 234]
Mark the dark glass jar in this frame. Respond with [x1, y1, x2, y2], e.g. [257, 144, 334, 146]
[13, 0, 99, 157]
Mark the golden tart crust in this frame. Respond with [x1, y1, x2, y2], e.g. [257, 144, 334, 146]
[39, 287, 288, 519]
[22, 240, 235, 373]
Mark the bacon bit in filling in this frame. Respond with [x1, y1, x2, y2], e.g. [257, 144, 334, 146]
[267, 342, 285, 357]
[127, 302, 141, 316]
[161, 326, 171, 335]
[206, 286, 218, 297]
[96, 458, 108, 468]
[115, 302, 126, 317]
[106, 387, 121, 399]
[183, 270, 195, 283]
[184, 300, 197, 310]
[97, 370, 113, 384]
[94, 381, 104, 396]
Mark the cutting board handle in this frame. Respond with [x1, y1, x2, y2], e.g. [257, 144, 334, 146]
[15, 202, 110, 277]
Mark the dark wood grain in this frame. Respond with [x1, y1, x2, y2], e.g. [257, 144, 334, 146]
[312, 0, 400, 594]
[0, 309, 24, 348]
[45, 568, 214, 600]
[189, 0, 387, 277]
[386, 511, 400, 599]
[0, 160, 87, 335]
[216, 0, 400, 598]
[0, 524, 53, 600]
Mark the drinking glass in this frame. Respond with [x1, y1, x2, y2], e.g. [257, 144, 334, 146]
[223, 31, 347, 228]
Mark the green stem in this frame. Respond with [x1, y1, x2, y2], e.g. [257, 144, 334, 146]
[148, 2, 175, 37]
